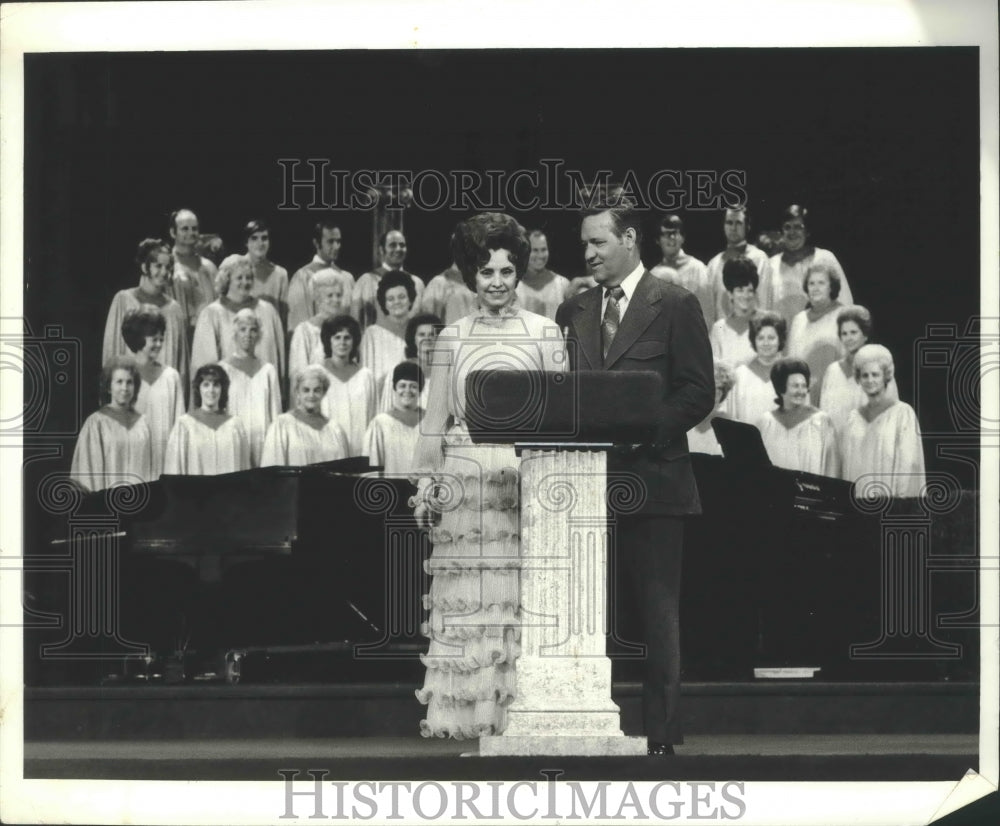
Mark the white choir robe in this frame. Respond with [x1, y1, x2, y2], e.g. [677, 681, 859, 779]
[260, 411, 350, 467]
[687, 411, 726, 456]
[730, 361, 778, 425]
[220, 359, 282, 467]
[787, 305, 844, 406]
[163, 413, 251, 475]
[190, 298, 285, 384]
[288, 319, 324, 384]
[820, 360, 898, 435]
[709, 317, 756, 366]
[102, 289, 189, 389]
[171, 256, 218, 330]
[360, 323, 406, 393]
[364, 412, 420, 475]
[134, 366, 185, 479]
[515, 270, 570, 320]
[840, 402, 926, 498]
[70, 408, 152, 492]
[756, 409, 840, 477]
[762, 248, 853, 322]
[319, 365, 377, 457]
[249, 262, 289, 327]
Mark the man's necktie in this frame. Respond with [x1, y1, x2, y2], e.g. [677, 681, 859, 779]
[601, 285, 625, 363]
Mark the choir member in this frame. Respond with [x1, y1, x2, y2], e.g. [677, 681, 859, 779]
[103, 238, 189, 388]
[820, 305, 897, 434]
[122, 306, 184, 479]
[755, 358, 839, 477]
[709, 257, 759, 366]
[169, 208, 218, 332]
[288, 269, 345, 384]
[318, 315, 376, 456]
[421, 258, 474, 324]
[191, 254, 285, 383]
[70, 357, 152, 491]
[786, 262, 846, 406]
[351, 229, 425, 334]
[164, 364, 250, 475]
[219, 308, 281, 467]
[365, 361, 424, 475]
[730, 310, 787, 425]
[378, 313, 440, 413]
[706, 206, 772, 324]
[360, 270, 415, 395]
[514, 231, 570, 319]
[243, 219, 289, 328]
[260, 365, 350, 467]
[650, 214, 713, 329]
[687, 360, 737, 456]
[287, 219, 354, 333]
[761, 204, 853, 321]
[840, 344, 925, 498]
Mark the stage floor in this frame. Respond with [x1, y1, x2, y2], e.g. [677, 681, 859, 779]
[25, 734, 979, 781]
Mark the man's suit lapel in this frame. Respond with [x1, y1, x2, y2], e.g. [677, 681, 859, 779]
[604, 272, 662, 368]
[570, 288, 603, 370]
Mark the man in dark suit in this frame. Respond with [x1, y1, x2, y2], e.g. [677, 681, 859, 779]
[555, 198, 714, 755]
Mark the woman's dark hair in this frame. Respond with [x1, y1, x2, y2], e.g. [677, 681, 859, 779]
[748, 310, 788, 353]
[837, 305, 873, 339]
[135, 238, 171, 269]
[121, 306, 167, 354]
[243, 218, 270, 245]
[451, 212, 531, 291]
[320, 314, 361, 362]
[802, 263, 841, 301]
[99, 356, 141, 408]
[770, 357, 811, 407]
[391, 360, 425, 392]
[192, 364, 230, 412]
[404, 313, 442, 358]
[722, 257, 759, 292]
[781, 203, 810, 236]
[376, 270, 417, 314]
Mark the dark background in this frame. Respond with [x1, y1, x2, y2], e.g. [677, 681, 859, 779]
[22, 48, 982, 486]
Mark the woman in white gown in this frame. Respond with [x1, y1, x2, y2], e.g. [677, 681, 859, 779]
[261, 365, 349, 467]
[365, 361, 424, 475]
[786, 263, 845, 406]
[191, 254, 285, 386]
[360, 270, 416, 398]
[687, 360, 737, 456]
[164, 364, 251, 475]
[219, 308, 282, 467]
[840, 344, 925, 498]
[288, 269, 345, 384]
[819, 305, 897, 434]
[730, 310, 787, 426]
[709, 257, 759, 366]
[122, 306, 185, 478]
[755, 358, 839, 477]
[412, 212, 567, 739]
[318, 315, 377, 456]
[378, 313, 440, 413]
[71, 357, 152, 492]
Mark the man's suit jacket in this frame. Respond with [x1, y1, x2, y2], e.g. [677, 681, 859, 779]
[555, 271, 715, 516]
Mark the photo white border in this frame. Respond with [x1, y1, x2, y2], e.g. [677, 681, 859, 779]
[1, 1, 997, 823]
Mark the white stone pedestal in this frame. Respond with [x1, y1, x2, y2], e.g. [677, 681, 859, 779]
[479, 447, 645, 757]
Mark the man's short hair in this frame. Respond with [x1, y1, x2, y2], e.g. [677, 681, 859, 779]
[580, 191, 643, 243]
[660, 214, 685, 235]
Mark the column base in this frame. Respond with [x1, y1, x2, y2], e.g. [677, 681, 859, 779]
[479, 734, 647, 756]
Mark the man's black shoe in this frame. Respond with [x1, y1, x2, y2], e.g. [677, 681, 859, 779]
[647, 742, 675, 756]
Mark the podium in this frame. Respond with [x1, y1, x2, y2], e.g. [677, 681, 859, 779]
[464, 370, 662, 756]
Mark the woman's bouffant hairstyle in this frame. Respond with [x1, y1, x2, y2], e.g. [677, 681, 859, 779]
[135, 238, 172, 269]
[294, 364, 331, 396]
[748, 310, 788, 353]
[99, 356, 141, 407]
[837, 305, 873, 339]
[722, 257, 760, 292]
[392, 360, 425, 393]
[120, 305, 167, 354]
[320, 315, 361, 362]
[853, 343, 895, 385]
[214, 254, 252, 298]
[802, 262, 841, 300]
[713, 359, 737, 405]
[451, 213, 531, 291]
[770, 357, 811, 407]
[192, 364, 230, 411]
[404, 313, 442, 359]
[242, 218, 270, 245]
[376, 270, 417, 314]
